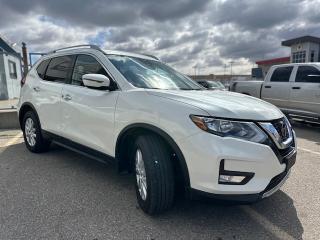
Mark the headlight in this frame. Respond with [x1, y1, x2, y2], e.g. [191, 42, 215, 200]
[190, 115, 268, 143]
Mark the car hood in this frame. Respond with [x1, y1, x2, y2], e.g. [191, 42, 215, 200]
[146, 89, 283, 121]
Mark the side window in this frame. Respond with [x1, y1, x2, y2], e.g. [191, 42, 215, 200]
[36, 59, 50, 79]
[8, 60, 17, 79]
[296, 66, 320, 83]
[44, 55, 74, 83]
[72, 55, 109, 86]
[270, 66, 293, 82]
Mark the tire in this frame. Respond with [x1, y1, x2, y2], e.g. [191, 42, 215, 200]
[133, 134, 175, 215]
[22, 111, 51, 153]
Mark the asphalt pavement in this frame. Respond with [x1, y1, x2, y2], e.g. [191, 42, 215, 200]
[0, 122, 319, 240]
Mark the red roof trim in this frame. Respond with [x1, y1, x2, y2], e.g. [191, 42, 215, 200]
[256, 56, 290, 65]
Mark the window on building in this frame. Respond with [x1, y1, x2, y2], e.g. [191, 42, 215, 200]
[44, 55, 75, 83]
[292, 51, 306, 63]
[296, 66, 320, 83]
[71, 55, 109, 86]
[310, 50, 315, 62]
[36, 59, 50, 79]
[8, 60, 17, 79]
[270, 66, 293, 82]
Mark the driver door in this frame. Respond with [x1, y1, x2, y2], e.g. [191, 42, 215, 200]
[60, 54, 119, 156]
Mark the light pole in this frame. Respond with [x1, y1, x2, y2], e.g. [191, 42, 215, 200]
[193, 65, 197, 77]
[223, 64, 227, 76]
[229, 61, 234, 76]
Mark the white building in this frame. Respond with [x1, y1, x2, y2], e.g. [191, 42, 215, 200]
[0, 36, 22, 100]
[282, 35, 320, 63]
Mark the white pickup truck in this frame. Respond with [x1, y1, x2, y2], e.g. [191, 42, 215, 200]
[231, 63, 320, 123]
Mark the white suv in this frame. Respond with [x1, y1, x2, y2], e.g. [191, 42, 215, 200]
[18, 45, 297, 215]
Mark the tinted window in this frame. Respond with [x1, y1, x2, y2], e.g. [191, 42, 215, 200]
[44, 56, 74, 83]
[72, 55, 108, 86]
[296, 66, 320, 83]
[270, 67, 293, 82]
[198, 81, 208, 88]
[36, 59, 50, 79]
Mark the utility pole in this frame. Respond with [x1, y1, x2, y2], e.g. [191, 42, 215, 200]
[223, 64, 227, 76]
[22, 42, 29, 77]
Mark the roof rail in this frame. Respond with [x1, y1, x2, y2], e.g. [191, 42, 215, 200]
[48, 44, 103, 54]
[142, 53, 159, 60]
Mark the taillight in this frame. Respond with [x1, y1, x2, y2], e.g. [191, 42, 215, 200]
[21, 76, 26, 87]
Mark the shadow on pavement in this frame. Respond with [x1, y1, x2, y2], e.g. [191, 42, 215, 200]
[166, 190, 303, 240]
[292, 121, 320, 145]
[0, 143, 304, 240]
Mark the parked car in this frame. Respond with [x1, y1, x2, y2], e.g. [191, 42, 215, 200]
[18, 45, 296, 215]
[230, 63, 320, 123]
[197, 80, 227, 90]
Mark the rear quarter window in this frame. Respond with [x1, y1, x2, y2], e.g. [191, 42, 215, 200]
[36, 59, 50, 79]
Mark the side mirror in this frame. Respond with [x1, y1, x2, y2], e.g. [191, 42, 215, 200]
[82, 74, 110, 89]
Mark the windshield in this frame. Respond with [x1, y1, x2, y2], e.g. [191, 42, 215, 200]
[207, 81, 225, 89]
[107, 55, 202, 90]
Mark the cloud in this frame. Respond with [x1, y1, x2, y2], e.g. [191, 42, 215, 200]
[210, 0, 301, 30]
[0, 0, 320, 75]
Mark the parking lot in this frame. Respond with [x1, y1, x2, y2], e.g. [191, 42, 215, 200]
[0, 123, 319, 240]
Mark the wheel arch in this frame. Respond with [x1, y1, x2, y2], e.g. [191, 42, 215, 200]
[115, 123, 191, 189]
[19, 102, 41, 130]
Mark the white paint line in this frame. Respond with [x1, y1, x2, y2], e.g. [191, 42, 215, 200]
[0, 132, 23, 150]
[241, 206, 295, 240]
[298, 147, 320, 156]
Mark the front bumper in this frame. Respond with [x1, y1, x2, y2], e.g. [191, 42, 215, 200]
[190, 167, 293, 202]
[177, 130, 297, 199]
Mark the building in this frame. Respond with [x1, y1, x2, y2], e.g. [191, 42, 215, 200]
[282, 35, 320, 63]
[254, 35, 320, 78]
[0, 35, 22, 100]
[255, 56, 290, 78]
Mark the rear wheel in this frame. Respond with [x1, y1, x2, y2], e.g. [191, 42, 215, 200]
[22, 111, 51, 153]
[133, 134, 175, 215]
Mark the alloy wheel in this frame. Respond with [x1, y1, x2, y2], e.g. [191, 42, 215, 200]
[135, 149, 147, 201]
[25, 118, 36, 147]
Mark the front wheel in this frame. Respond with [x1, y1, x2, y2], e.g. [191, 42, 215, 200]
[133, 134, 175, 215]
[22, 111, 51, 153]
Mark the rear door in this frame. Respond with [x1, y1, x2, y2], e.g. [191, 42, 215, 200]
[34, 55, 75, 134]
[290, 65, 320, 117]
[60, 54, 119, 155]
[261, 66, 294, 109]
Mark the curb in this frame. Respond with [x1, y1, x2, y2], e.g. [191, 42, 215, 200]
[0, 110, 20, 129]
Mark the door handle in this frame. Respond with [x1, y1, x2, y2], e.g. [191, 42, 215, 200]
[292, 87, 301, 90]
[62, 94, 72, 101]
[33, 86, 40, 92]
[264, 86, 271, 88]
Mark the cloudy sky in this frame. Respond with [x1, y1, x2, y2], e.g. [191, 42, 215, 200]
[1, 0, 319, 75]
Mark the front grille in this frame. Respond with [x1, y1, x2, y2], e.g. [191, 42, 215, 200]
[278, 140, 295, 158]
[271, 118, 290, 142]
[259, 117, 293, 150]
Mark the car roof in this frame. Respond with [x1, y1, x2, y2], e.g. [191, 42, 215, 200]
[43, 45, 159, 61]
[103, 50, 159, 60]
[273, 62, 320, 67]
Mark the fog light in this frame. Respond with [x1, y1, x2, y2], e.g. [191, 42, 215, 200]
[219, 175, 246, 183]
[218, 160, 255, 185]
